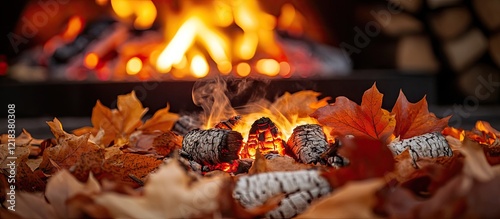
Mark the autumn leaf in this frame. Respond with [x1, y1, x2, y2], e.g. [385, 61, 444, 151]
[322, 136, 395, 187]
[248, 149, 313, 174]
[117, 91, 149, 134]
[297, 178, 385, 219]
[271, 90, 330, 121]
[392, 91, 450, 139]
[39, 118, 100, 173]
[95, 160, 227, 218]
[139, 104, 179, 132]
[311, 83, 396, 143]
[101, 153, 162, 187]
[12, 170, 101, 219]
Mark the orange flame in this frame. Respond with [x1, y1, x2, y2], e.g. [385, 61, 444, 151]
[61, 16, 84, 41]
[110, 0, 157, 30]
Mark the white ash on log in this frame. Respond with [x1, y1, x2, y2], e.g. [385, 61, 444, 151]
[287, 124, 329, 164]
[182, 129, 243, 165]
[233, 170, 331, 219]
[215, 115, 242, 130]
[388, 132, 453, 167]
[247, 117, 286, 155]
[172, 114, 203, 135]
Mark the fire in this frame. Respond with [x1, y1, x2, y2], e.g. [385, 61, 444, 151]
[468, 121, 500, 146]
[104, 0, 306, 79]
[110, 0, 157, 30]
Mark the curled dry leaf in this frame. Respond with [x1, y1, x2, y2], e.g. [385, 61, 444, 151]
[73, 91, 149, 147]
[101, 153, 162, 187]
[13, 169, 100, 219]
[311, 83, 396, 143]
[95, 160, 227, 218]
[248, 149, 313, 174]
[39, 118, 100, 174]
[297, 178, 385, 219]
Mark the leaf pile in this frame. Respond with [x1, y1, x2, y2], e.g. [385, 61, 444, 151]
[1, 86, 500, 219]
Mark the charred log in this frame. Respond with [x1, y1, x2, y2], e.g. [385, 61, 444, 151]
[172, 115, 203, 135]
[287, 124, 329, 164]
[247, 117, 286, 155]
[215, 115, 241, 130]
[320, 138, 350, 168]
[388, 132, 452, 167]
[182, 129, 243, 165]
[233, 170, 331, 218]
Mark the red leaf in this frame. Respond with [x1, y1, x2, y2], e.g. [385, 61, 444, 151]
[392, 91, 450, 139]
[322, 136, 395, 187]
[311, 83, 395, 143]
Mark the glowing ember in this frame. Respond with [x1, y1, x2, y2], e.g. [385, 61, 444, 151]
[244, 117, 286, 158]
[84, 53, 99, 69]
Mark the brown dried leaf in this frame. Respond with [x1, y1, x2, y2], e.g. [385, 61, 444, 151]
[297, 178, 385, 219]
[95, 160, 227, 218]
[12, 170, 101, 219]
[152, 131, 183, 157]
[139, 104, 179, 132]
[249, 150, 313, 174]
[14, 192, 58, 219]
[15, 161, 46, 192]
[40, 119, 100, 173]
[45, 170, 101, 218]
[101, 153, 162, 187]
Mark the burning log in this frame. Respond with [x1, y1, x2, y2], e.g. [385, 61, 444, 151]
[215, 115, 241, 130]
[172, 114, 203, 135]
[182, 129, 243, 165]
[233, 170, 331, 218]
[287, 124, 329, 164]
[388, 132, 453, 167]
[246, 117, 286, 156]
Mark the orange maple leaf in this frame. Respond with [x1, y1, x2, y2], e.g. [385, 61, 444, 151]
[138, 104, 179, 132]
[311, 83, 396, 143]
[392, 91, 450, 139]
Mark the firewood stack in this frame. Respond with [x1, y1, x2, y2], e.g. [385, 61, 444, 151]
[367, 0, 500, 103]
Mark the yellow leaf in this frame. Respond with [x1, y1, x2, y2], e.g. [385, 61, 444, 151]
[139, 104, 179, 132]
[117, 91, 148, 135]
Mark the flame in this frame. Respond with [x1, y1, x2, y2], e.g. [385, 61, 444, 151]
[190, 54, 209, 78]
[256, 59, 280, 76]
[110, 0, 157, 30]
[126, 57, 142, 75]
[468, 121, 500, 146]
[61, 16, 84, 41]
[210, 160, 239, 173]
